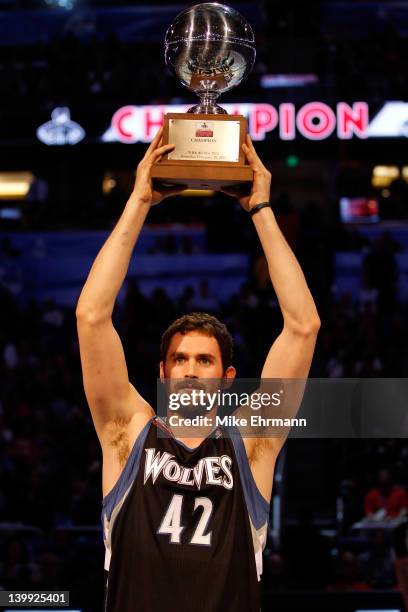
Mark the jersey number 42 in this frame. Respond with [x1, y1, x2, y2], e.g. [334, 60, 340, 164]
[157, 494, 213, 546]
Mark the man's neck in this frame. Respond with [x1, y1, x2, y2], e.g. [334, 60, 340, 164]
[165, 407, 219, 447]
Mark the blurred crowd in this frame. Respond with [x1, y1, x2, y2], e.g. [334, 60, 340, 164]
[0, 208, 407, 598]
[265, 3, 407, 100]
[0, 37, 164, 104]
[0, 21, 407, 105]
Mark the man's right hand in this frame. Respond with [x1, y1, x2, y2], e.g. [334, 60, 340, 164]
[133, 127, 185, 206]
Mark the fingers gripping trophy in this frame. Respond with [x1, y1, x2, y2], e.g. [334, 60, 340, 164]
[151, 2, 256, 190]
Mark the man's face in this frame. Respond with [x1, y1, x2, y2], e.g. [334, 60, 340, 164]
[160, 331, 236, 414]
[161, 331, 235, 379]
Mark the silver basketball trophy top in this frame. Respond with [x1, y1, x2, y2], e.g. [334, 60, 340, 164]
[165, 3, 256, 115]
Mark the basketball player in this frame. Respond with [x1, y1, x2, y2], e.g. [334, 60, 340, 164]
[76, 129, 320, 611]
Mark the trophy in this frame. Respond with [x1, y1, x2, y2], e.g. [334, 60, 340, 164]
[151, 2, 256, 190]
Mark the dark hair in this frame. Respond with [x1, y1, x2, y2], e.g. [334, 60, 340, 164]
[160, 312, 233, 372]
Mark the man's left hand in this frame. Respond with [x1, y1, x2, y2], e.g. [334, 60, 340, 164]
[221, 134, 272, 212]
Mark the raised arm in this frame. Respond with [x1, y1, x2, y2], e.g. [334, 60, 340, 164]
[247, 146, 321, 384]
[224, 136, 320, 473]
[76, 129, 178, 446]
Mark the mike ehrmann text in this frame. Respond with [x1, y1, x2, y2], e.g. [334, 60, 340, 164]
[168, 415, 307, 428]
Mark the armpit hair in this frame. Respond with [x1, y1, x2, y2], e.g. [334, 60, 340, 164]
[106, 416, 131, 466]
[248, 438, 274, 465]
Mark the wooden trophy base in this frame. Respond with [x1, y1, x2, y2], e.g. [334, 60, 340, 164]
[151, 113, 253, 191]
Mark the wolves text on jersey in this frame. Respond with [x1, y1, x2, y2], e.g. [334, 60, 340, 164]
[143, 448, 234, 490]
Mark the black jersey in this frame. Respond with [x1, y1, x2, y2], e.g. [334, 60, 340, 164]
[102, 417, 269, 612]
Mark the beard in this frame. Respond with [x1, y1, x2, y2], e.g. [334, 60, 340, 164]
[177, 402, 210, 419]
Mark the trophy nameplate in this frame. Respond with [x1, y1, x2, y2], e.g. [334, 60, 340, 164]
[168, 117, 240, 162]
[151, 3, 256, 191]
[152, 113, 253, 190]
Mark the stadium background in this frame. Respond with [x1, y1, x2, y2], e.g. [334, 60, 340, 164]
[0, 1, 407, 611]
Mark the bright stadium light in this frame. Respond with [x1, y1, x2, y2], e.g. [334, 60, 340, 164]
[0, 172, 33, 200]
[372, 165, 399, 187]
